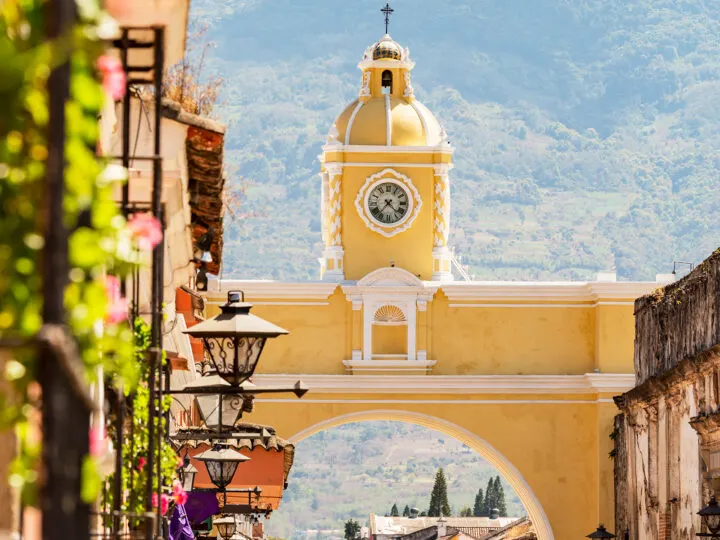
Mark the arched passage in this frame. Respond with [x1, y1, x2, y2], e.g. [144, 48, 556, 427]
[288, 409, 554, 540]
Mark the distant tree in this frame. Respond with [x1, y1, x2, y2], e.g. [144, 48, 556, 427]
[482, 478, 496, 517]
[459, 506, 473, 517]
[493, 476, 508, 517]
[402, 505, 411, 517]
[428, 468, 452, 517]
[473, 488, 484, 517]
[419, 511, 427, 517]
[344, 519, 361, 540]
[391, 503, 399, 517]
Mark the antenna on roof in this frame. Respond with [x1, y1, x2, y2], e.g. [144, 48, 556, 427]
[381, 2, 394, 34]
[672, 261, 694, 276]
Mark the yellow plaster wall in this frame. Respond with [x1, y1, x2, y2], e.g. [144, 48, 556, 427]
[342, 165, 435, 280]
[372, 325, 408, 355]
[247, 398, 605, 540]
[431, 296, 597, 375]
[243, 291, 348, 374]
[595, 304, 635, 373]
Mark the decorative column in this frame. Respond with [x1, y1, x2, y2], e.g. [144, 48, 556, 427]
[351, 297, 362, 361]
[432, 164, 453, 281]
[322, 164, 345, 281]
[416, 298, 427, 361]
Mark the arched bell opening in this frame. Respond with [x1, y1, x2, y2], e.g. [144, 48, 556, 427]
[381, 70, 393, 94]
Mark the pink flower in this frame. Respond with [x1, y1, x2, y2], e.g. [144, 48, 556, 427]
[97, 55, 126, 101]
[137, 456, 146, 471]
[89, 426, 106, 457]
[127, 213, 163, 251]
[172, 480, 188, 505]
[152, 493, 171, 515]
[104, 275, 128, 324]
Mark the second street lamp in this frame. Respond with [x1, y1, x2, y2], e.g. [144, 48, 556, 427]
[195, 444, 249, 491]
[184, 374, 247, 431]
[184, 291, 288, 386]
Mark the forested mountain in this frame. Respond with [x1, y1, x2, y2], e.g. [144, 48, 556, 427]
[191, 0, 720, 281]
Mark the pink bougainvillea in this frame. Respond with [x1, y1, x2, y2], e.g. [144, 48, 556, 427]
[104, 275, 128, 324]
[152, 492, 171, 515]
[89, 426, 106, 457]
[97, 55, 126, 101]
[172, 480, 188, 506]
[137, 456, 147, 471]
[127, 213, 163, 251]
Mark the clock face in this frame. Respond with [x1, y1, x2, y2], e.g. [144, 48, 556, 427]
[367, 182, 410, 225]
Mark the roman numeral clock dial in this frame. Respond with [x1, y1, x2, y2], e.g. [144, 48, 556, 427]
[354, 169, 422, 238]
[367, 182, 409, 225]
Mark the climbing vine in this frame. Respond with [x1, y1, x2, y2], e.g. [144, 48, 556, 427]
[0, 0, 165, 505]
[104, 318, 181, 517]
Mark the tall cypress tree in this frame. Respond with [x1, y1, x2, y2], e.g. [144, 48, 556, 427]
[391, 503, 399, 517]
[482, 477, 496, 517]
[428, 468, 451, 517]
[493, 476, 507, 517]
[473, 488, 484, 517]
[402, 505, 411, 517]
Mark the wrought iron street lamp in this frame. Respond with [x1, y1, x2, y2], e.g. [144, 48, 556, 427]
[214, 515, 238, 540]
[586, 525, 615, 538]
[184, 375, 246, 430]
[698, 496, 720, 538]
[184, 291, 288, 386]
[195, 444, 249, 491]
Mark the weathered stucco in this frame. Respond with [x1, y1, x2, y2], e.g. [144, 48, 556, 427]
[615, 250, 720, 539]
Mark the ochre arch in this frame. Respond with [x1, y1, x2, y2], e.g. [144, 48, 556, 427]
[288, 409, 554, 540]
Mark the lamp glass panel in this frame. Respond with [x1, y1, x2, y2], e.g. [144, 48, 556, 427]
[203, 336, 266, 384]
[216, 521, 236, 539]
[195, 394, 243, 429]
[182, 469, 196, 492]
[708, 514, 720, 533]
[220, 461, 241, 487]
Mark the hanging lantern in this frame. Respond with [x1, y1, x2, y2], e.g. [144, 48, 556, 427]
[586, 525, 616, 539]
[214, 515, 238, 540]
[184, 291, 288, 386]
[698, 496, 720, 538]
[183, 375, 245, 430]
[195, 445, 249, 491]
[181, 461, 197, 492]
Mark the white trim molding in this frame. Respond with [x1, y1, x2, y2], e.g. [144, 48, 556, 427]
[354, 168, 422, 238]
[440, 281, 660, 303]
[210, 281, 338, 301]
[252, 373, 636, 395]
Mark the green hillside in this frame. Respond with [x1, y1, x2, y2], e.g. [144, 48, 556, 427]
[264, 422, 524, 539]
[192, 0, 719, 282]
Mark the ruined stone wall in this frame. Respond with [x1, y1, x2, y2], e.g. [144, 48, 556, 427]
[634, 250, 720, 385]
[616, 249, 720, 539]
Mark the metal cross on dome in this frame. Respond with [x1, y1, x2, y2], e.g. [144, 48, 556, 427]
[381, 2, 394, 34]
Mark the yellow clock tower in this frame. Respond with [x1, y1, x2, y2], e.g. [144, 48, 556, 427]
[319, 34, 454, 282]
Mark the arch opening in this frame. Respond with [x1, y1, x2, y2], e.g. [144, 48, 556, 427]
[381, 70, 393, 94]
[282, 410, 554, 540]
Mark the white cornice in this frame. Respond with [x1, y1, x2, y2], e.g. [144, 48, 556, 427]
[252, 373, 636, 395]
[211, 280, 338, 301]
[439, 281, 659, 302]
[210, 280, 658, 304]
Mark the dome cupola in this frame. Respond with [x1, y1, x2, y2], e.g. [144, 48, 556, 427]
[372, 34, 402, 61]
